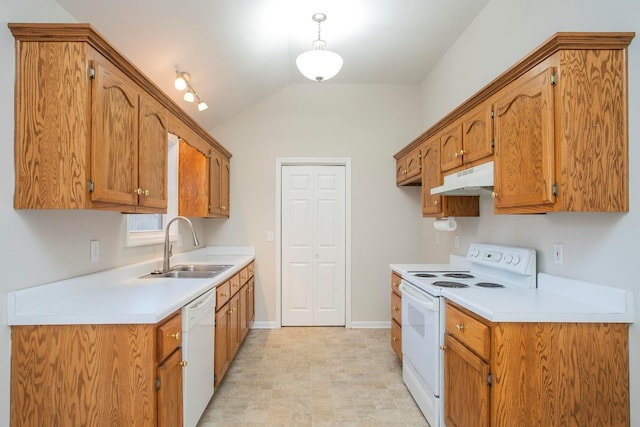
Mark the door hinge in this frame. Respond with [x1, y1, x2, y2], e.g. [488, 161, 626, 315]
[550, 72, 557, 86]
[88, 180, 94, 193]
[88, 65, 95, 80]
[208, 150, 212, 159]
[155, 377, 161, 391]
[552, 183, 558, 196]
[491, 140, 495, 148]
[491, 110, 494, 119]
[487, 373, 492, 386]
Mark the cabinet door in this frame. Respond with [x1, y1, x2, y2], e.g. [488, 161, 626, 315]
[440, 122, 463, 172]
[138, 94, 168, 211]
[209, 151, 223, 216]
[91, 58, 139, 206]
[462, 103, 494, 164]
[214, 307, 229, 386]
[247, 277, 255, 325]
[240, 283, 249, 342]
[221, 157, 230, 216]
[493, 66, 556, 211]
[444, 334, 490, 427]
[178, 140, 209, 217]
[228, 294, 241, 358]
[157, 348, 183, 427]
[421, 140, 443, 216]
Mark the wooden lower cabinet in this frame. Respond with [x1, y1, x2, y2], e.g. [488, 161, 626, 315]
[214, 261, 255, 386]
[390, 272, 402, 360]
[10, 312, 183, 426]
[444, 301, 630, 426]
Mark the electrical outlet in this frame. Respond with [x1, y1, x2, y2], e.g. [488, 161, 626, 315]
[90, 240, 100, 263]
[553, 243, 564, 264]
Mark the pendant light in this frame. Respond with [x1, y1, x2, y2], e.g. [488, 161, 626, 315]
[296, 13, 343, 82]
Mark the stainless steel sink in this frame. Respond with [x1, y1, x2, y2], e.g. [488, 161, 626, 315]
[139, 264, 232, 279]
[172, 264, 233, 273]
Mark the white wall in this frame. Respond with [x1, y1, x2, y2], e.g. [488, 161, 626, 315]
[418, 0, 640, 423]
[0, 2, 204, 424]
[210, 83, 422, 325]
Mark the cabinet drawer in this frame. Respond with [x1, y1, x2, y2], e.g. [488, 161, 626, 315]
[391, 319, 402, 360]
[391, 292, 402, 325]
[216, 281, 231, 311]
[446, 303, 490, 360]
[391, 272, 402, 296]
[230, 274, 241, 296]
[239, 266, 249, 285]
[157, 312, 182, 362]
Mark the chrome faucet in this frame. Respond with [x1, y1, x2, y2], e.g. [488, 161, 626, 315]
[163, 216, 200, 273]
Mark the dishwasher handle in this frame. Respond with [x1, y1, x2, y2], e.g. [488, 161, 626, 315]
[400, 281, 439, 312]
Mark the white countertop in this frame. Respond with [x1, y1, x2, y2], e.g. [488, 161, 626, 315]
[7, 247, 255, 325]
[391, 263, 634, 323]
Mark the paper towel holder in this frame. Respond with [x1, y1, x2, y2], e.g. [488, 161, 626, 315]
[433, 217, 457, 231]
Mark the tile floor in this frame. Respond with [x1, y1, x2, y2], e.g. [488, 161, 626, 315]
[197, 327, 429, 427]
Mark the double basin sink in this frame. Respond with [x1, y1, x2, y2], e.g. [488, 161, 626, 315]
[141, 264, 233, 279]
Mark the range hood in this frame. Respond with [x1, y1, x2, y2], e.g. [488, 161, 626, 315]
[430, 161, 494, 196]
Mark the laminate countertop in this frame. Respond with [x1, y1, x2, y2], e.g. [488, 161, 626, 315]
[7, 247, 255, 325]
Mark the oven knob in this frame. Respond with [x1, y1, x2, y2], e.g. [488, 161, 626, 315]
[472, 249, 480, 257]
[512, 255, 521, 265]
[492, 252, 502, 262]
[504, 255, 513, 264]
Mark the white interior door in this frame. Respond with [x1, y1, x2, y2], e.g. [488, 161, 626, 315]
[282, 165, 346, 326]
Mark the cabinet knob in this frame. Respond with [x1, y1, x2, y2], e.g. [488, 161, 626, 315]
[392, 337, 399, 342]
[143, 189, 150, 196]
[440, 345, 447, 351]
[392, 282, 399, 288]
[456, 323, 464, 331]
[180, 361, 188, 367]
[170, 332, 181, 340]
[393, 306, 400, 312]
[491, 191, 499, 199]
[134, 188, 142, 195]
[434, 199, 439, 205]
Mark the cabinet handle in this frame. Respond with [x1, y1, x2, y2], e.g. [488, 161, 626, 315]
[440, 345, 447, 351]
[170, 332, 181, 340]
[180, 361, 188, 367]
[456, 324, 464, 331]
[491, 191, 499, 199]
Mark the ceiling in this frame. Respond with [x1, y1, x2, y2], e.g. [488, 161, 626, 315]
[54, 0, 489, 130]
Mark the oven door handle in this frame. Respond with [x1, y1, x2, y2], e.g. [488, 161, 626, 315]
[399, 282, 439, 312]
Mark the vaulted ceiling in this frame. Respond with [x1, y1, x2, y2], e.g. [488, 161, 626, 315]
[55, 0, 489, 130]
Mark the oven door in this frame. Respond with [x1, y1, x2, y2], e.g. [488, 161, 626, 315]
[400, 280, 441, 396]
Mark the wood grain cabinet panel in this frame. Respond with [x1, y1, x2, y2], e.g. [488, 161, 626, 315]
[214, 265, 255, 387]
[421, 137, 479, 218]
[443, 301, 630, 426]
[10, 312, 184, 426]
[208, 151, 230, 217]
[396, 146, 422, 186]
[178, 139, 209, 217]
[390, 272, 403, 360]
[440, 121, 464, 172]
[138, 93, 169, 211]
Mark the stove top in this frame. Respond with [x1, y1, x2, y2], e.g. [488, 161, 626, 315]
[402, 243, 536, 296]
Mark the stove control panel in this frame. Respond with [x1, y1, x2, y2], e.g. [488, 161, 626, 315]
[466, 243, 536, 277]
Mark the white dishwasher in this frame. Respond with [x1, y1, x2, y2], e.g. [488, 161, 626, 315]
[182, 288, 216, 427]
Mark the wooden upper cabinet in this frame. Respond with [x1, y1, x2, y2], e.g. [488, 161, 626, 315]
[422, 137, 479, 218]
[493, 64, 556, 212]
[90, 57, 140, 207]
[138, 94, 169, 211]
[178, 140, 209, 217]
[396, 146, 422, 186]
[9, 23, 231, 213]
[439, 122, 463, 172]
[462, 102, 494, 165]
[209, 151, 230, 217]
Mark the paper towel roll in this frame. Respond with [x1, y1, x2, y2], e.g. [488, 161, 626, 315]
[433, 217, 457, 231]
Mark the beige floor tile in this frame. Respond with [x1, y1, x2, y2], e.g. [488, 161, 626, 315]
[196, 327, 429, 426]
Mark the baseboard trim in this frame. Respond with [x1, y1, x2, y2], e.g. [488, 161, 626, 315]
[250, 321, 280, 329]
[349, 321, 391, 329]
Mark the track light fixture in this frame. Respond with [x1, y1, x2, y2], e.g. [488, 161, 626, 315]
[174, 69, 207, 112]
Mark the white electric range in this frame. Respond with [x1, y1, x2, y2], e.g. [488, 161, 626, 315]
[398, 243, 536, 426]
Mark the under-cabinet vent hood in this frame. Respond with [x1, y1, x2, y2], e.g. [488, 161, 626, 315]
[430, 161, 494, 196]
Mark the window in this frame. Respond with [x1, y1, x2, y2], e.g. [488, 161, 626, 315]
[126, 134, 179, 246]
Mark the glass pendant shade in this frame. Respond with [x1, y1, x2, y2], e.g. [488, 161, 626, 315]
[296, 48, 343, 82]
[183, 90, 195, 102]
